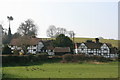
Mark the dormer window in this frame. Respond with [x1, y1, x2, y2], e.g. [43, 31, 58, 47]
[104, 49, 108, 50]
[81, 48, 84, 50]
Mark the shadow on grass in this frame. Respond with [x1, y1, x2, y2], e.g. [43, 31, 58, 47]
[2, 73, 21, 78]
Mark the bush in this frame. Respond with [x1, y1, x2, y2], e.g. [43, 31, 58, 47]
[73, 54, 86, 62]
[35, 53, 48, 61]
[2, 53, 49, 65]
[62, 54, 73, 62]
[12, 50, 19, 55]
[62, 54, 112, 63]
[2, 45, 12, 54]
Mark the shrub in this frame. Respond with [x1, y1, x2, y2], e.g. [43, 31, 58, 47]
[62, 54, 112, 63]
[62, 54, 73, 62]
[12, 50, 19, 55]
[2, 45, 12, 54]
[73, 54, 86, 62]
[35, 53, 48, 61]
[28, 54, 34, 62]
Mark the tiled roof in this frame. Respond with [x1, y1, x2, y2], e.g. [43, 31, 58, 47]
[10, 38, 42, 46]
[105, 43, 112, 48]
[84, 42, 103, 49]
[10, 39, 20, 46]
[76, 42, 113, 49]
[54, 47, 70, 52]
[29, 38, 42, 45]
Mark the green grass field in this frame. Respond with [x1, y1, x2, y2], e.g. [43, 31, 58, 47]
[2, 62, 118, 78]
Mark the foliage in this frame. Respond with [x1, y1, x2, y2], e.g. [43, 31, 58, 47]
[53, 34, 73, 50]
[17, 19, 37, 37]
[46, 25, 57, 38]
[2, 45, 12, 54]
[7, 27, 12, 44]
[62, 54, 73, 62]
[2, 53, 48, 65]
[62, 54, 112, 62]
[73, 54, 86, 62]
[68, 31, 75, 38]
[35, 53, 48, 60]
[12, 32, 21, 39]
[12, 49, 19, 55]
[47, 25, 75, 38]
[2, 26, 13, 44]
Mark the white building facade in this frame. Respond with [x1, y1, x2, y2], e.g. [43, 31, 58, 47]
[75, 42, 118, 58]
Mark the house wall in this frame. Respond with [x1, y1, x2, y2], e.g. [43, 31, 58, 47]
[27, 45, 37, 54]
[10, 42, 45, 54]
[76, 43, 116, 58]
[27, 42, 44, 54]
[100, 44, 110, 57]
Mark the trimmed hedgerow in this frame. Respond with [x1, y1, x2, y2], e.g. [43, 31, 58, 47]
[2, 53, 48, 65]
[62, 54, 73, 62]
[62, 54, 112, 62]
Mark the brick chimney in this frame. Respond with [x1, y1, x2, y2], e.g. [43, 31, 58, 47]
[95, 38, 99, 43]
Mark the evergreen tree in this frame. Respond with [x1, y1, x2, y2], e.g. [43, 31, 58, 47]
[6, 16, 13, 44]
[53, 34, 74, 51]
[2, 45, 12, 54]
[7, 26, 12, 44]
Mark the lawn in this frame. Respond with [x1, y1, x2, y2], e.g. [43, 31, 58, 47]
[2, 62, 118, 78]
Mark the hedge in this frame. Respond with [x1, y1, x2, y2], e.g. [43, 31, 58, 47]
[62, 54, 112, 62]
[2, 54, 48, 65]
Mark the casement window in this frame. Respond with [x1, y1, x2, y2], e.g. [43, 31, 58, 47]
[103, 53, 108, 56]
[81, 48, 84, 50]
[89, 53, 93, 55]
[94, 50, 96, 52]
[33, 49, 36, 51]
[34, 45, 36, 47]
[98, 53, 102, 55]
[104, 49, 108, 50]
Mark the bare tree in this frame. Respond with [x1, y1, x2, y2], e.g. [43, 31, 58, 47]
[57, 27, 66, 34]
[68, 31, 75, 38]
[17, 19, 37, 37]
[47, 25, 75, 38]
[47, 25, 57, 38]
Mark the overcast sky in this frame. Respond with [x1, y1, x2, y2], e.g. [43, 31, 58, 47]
[0, 0, 118, 39]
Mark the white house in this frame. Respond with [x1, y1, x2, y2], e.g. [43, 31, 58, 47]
[10, 38, 71, 55]
[75, 39, 118, 58]
[10, 38, 55, 55]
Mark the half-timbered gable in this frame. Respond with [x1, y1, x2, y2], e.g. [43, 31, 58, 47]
[75, 39, 118, 58]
